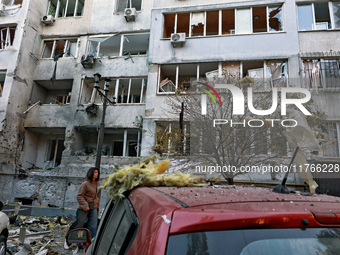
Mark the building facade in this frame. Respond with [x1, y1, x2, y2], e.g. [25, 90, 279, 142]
[0, 0, 339, 206]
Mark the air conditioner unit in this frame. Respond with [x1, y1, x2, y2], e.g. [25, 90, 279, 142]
[81, 54, 95, 69]
[124, 8, 136, 22]
[42, 15, 55, 25]
[170, 33, 186, 48]
[0, 4, 5, 15]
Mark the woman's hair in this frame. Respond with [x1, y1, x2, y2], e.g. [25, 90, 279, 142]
[86, 167, 100, 181]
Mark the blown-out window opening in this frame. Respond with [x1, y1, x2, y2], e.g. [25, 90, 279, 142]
[86, 33, 149, 58]
[157, 60, 288, 94]
[47, 0, 84, 18]
[163, 4, 283, 38]
[40, 38, 78, 59]
[0, 26, 16, 50]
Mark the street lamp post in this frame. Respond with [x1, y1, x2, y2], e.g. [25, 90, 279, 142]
[93, 73, 116, 169]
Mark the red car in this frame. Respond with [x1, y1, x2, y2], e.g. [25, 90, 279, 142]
[67, 186, 340, 255]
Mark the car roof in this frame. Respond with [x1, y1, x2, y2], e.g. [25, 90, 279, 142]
[152, 185, 340, 207]
[127, 186, 340, 254]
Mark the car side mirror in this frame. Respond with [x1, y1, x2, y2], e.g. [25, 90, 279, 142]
[66, 228, 91, 248]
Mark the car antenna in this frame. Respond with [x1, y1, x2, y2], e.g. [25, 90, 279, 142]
[273, 146, 299, 194]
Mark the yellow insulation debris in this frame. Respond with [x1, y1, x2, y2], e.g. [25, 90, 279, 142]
[101, 158, 205, 201]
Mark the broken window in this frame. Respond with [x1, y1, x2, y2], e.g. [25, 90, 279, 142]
[0, 26, 16, 50]
[243, 60, 288, 91]
[156, 122, 189, 155]
[163, 14, 175, 38]
[46, 139, 65, 167]
[206, 10, 219, 36]
[0, 70, 5, 97]
[75, 128, 141, 157]
[191, 12, 205, 37]
[41, 38, 78, 59]
[47, 0, 84, 18]
[163, 5, 283, 38]
[178, 64, 198, 91]
[177, 13, 190, 35]
[268, 6, 283, 32]
[79, 78, 146, 105]
[159, 65, 177, 93]
[122, 34, 149, 56]
[297, 2, 337, 31]
[303, 59, 340, 90]
[252, 7, 266, 33]
[322, 123, 340, 157]
[116, 0, 142, 12]
[87, 33, 149, 57]
[116, 78, 146, 104]
[31, 80, 73, 105]
[222, 9, 235, 34]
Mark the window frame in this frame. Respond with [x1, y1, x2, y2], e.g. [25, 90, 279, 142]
[86, 33, 149, 58]
[163, 4, 284, 39]
[40, 38, 79, 59]
[157, 60, 288, 94]
[115, 0, 142, 13]
[0, 70, 6, 97]
[47, 0, 85, 18]
[93, 198, 139, 255]
[45, 139, 65, 167]
[0, 26, 16, 50]
[297, 2, 340, 31]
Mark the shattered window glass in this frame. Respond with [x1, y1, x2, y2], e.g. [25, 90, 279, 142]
[191, 12, 205, 36]
[268, 6, 283, 32]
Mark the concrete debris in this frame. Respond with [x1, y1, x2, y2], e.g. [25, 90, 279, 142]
[7, 215, 78, 255]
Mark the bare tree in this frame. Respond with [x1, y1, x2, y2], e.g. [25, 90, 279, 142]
[162, 75, 324, 184]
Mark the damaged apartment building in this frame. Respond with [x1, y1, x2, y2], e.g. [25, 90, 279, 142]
[0, 0, 340, 206]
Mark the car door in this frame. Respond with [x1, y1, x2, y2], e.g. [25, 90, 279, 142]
[92, 198, 138, 255]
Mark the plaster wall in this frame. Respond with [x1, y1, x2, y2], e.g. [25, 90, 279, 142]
[149, 0, 300, 65]
[89, 0, 153, 34]
[41, 0, 93, 37]
[299, 31, 340, 53]
[312, 91, 340, 121]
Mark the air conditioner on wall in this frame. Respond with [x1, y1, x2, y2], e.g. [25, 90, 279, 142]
[170, 33, 186, 48]
[81, 54, 95, 69]
[42, 15, 55, 25]
[124, 8, 136, 22]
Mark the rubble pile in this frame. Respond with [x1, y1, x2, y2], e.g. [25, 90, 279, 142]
[101, 156, 205, 201]
[7, 216, 76, 255]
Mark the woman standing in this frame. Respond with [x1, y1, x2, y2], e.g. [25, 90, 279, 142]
[65, 167, 101, 249]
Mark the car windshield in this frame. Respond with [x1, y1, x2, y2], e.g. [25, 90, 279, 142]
[166, 228, 340, 255]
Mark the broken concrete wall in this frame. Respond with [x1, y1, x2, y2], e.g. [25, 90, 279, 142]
[0, 0, 45, 174]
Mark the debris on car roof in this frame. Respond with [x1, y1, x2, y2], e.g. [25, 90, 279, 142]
[101, 156, 205, 201]
[152, 186, 340, 207]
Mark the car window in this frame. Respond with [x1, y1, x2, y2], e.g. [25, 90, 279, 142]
[95, 199, 138, 255]
[166, 228, 340, 255]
